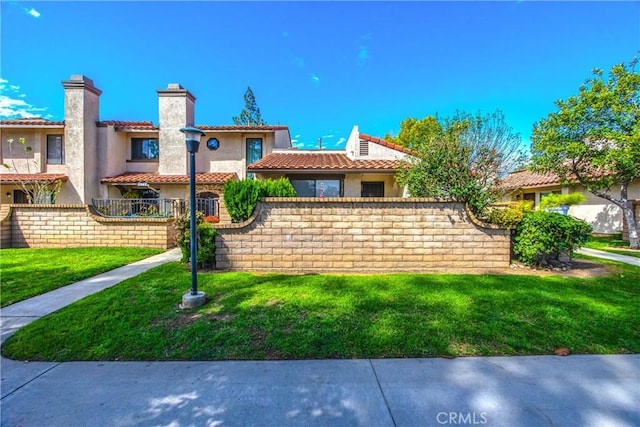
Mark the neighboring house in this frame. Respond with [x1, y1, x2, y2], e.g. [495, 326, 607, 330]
[248, 128, 415, 198]
[500, 168, 640, 235]
[0, 74, 414, 222]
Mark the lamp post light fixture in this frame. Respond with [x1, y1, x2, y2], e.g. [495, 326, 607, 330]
[179, 126, 207, 309]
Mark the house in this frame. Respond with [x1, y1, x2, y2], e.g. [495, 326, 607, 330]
[500, 168, 640, 235]
[247, 128, 415, 198]
[1, 75, 413, 222]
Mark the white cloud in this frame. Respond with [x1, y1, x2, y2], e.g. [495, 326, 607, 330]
[23, 7, 41, 18]
[294, 134, 301, 138]
[322, 134, 335, 139]
[336, 137, 346, 145]
[358, 46, 369, 66]
[0, 77, 48, 119]
[311, 74, 320, 86]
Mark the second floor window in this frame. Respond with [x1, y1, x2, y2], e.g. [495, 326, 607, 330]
[47, 135, 64, 164]
[246, 138, 263, 179]
[131, 138, 159, 160]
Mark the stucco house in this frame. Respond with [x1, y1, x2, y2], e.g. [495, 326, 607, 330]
[1, 75, 413, 222]
[500, 168, 640, 235]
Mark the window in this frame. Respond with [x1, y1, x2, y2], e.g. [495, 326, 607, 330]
[246, 138, 263, 178]
[46, 135, 64, 164]
[290, 178, 343, 197]
[361, 182, 384, 197]
[131, 138, 159, 160]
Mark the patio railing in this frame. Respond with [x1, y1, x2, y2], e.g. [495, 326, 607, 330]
[91, 198, 219, 219]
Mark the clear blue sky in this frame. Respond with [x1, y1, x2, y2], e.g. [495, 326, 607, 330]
[1, 1, 638, 149]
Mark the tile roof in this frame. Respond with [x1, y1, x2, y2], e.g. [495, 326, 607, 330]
[0, 118, 65, 127]
[499, 169, 561, 190]
[197, 125, 289, 132]
[359, 133, 418, 156]
[247, 153, 401, 171]
[98, 121, 158, 131]
[100, 172, 237, 185]
[0, 173, 68, 183]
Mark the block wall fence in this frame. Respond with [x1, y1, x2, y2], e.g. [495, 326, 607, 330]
[215, 198, 511, 273]
[0, 204, 176, 249]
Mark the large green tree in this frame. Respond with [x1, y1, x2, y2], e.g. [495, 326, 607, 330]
[232, 86, 266, 126]
[395, 110, 524, 217]
[530, 59, 640, 249]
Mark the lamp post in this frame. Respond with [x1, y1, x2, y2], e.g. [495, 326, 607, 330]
[180, 126, 207, 309]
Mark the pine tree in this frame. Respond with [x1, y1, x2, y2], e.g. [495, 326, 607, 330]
[232, 87, 266, 126]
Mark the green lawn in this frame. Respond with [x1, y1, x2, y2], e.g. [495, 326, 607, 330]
[585, 234, 640, 259]
[3, 259, 638, 361]
[0, 247, 163, 307]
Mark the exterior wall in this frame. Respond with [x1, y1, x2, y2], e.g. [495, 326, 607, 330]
[1, 205, 176, 249]
[215, 198, 510, 273]
[157, 84, 195, 175]
[0, 129, 44, 174]
[63, 75, 101, 204]
[197, 131, 276, 179]
[344, 173, 402, 198]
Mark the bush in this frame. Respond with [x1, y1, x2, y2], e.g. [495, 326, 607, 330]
[176, 210, 217, 269]
[513, 211, 592, 266]
[223, 178, 296, 222]
[539, 192, 587, 209]
[486, 200, 534, 228]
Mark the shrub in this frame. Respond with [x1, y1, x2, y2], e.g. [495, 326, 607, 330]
[176, 210, 217, 269]
[539, 192, 587, 209]
[486, 200, 534, 228]
[223, 178, 296, 222]
[513, 211, 592, 266]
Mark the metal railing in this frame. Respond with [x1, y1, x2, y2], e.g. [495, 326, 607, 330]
[91, 198, 219, 219]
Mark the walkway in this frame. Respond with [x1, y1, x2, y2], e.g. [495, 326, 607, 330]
[1, 247, 639, 426]
[577, 247, 640, 267]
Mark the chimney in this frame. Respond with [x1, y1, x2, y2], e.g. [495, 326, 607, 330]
[62, 75, 101, 203]
[157, 83, 196, 175]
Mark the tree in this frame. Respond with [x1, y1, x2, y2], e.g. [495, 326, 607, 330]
[232, 86, 266, 126]
[530, 58, 640, 249]
[2, 137, 62, 204]
[396, 110, 524, 217]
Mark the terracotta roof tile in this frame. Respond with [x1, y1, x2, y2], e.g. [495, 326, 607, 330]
[247, 153, 400, 171]
[0, 118, 65, 127]
[97, 121, 158, 131]
[197, 125, 289, 132]
[100, 172, 237, 185]
[499, 169, 561, 190]
[359, 133, 418, 156]
[0, 173, 68, 183]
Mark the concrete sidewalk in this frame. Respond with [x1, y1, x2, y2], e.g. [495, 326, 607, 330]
[1, 247, 639, 426]
[576, 247, 640, 267]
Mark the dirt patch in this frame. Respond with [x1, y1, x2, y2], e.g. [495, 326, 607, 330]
[165, 313, 203, 328]
[467, 258, 610, 279]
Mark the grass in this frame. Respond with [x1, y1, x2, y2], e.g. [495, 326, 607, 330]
[585, 234, 640, 259]
[0, 247, 163, 307]
[3, 258, 638, 361]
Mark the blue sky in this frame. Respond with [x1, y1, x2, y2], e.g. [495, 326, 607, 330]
[1, 1, 639, 150]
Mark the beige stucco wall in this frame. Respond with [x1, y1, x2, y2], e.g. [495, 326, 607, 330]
[0, 129, 45, 174]
[215, 198, 510, 273]
[197, 131, 276, 179]
[158, 85, 195, 175]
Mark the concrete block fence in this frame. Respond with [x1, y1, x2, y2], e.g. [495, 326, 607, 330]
[215, 198, 511, 273]
[0, 204, 176, 249]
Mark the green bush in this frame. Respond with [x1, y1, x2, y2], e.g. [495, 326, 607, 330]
[176, 210, 217, 269]
[223, 178, 296, 222]
[486, 200, 534, 228]
[539, 192, 587, 209]
[513, 211, 592, 266]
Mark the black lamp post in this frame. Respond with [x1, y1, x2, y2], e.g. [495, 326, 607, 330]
[179, 126, 207, 308]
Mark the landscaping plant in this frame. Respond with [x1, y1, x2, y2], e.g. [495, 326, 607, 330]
[539, 192, 587, 210]
[224, 178, 296, 222]
[513, 211, 592, 266]
[175, 210, 217, 269]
